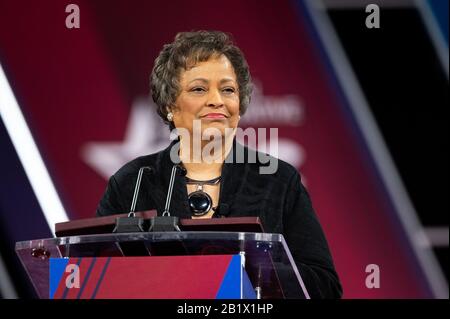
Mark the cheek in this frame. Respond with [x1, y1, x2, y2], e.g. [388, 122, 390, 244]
[187, 98, 206, 114]
[174, 97, 201, 118]
[228, 98, 240, 115]
[229, 103, 241, 127]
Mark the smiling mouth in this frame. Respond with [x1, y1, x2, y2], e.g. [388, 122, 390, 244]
[201, 113, 228, 119]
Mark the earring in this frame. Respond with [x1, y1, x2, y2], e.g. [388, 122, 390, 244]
[167, 112, 173, 122]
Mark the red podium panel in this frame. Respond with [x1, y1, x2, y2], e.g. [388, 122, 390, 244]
[50, 255, 252, 299]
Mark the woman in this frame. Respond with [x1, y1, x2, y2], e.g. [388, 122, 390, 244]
[96, 30, 342, 298]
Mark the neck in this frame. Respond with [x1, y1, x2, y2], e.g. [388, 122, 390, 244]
[179, 133, 234, 180]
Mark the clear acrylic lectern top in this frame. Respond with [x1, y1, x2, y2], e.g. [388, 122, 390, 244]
[16, 231, 309, 299]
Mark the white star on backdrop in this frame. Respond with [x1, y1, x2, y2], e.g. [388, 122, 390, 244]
[81, 98, 171, 180]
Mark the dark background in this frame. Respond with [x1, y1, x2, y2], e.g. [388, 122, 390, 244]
[327, 6, 448, 281]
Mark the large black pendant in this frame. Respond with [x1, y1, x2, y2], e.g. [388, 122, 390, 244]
[188, 190, 212, 216]
[185, 175, 221, 217]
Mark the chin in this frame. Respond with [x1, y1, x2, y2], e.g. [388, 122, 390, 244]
[202, 120, 227, 129]
[201, 124, 230, 138]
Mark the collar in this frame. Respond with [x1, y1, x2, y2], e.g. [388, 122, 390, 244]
[152, 137, 247, 218]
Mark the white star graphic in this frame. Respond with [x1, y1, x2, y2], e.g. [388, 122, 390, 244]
[81, 98, 171, 180]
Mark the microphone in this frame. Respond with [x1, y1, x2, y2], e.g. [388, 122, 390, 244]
[177, 164, 187, 177]
[113, 166, 153, 233]
[148, 164, 184, 232]
[216, 203, 230, 217]
[161, 164, 186, 216]
[129, 166, 154, 217]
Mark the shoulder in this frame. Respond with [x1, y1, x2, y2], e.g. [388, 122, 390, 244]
[112, 147, 167, 183]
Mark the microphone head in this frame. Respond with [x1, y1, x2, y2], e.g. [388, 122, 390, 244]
[217, 203, 230, 216]
[142, 166, 154, 174]
[176, 164, 187, 176]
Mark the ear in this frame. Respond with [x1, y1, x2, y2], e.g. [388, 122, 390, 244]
[167, 104, 178, 113]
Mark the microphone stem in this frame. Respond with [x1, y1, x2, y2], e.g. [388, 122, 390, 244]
[129, 167, 150, 217]
[163, 165, 178, 216]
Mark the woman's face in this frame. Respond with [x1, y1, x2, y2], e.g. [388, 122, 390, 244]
[170, 54, 240, 138]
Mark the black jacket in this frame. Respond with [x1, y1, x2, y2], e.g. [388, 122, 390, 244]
[96, 140, 342, 298]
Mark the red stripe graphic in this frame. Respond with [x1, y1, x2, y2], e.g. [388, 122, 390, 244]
[78, 257, 108, 299]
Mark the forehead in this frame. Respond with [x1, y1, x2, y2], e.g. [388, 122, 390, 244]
[179, 55, 237, 83]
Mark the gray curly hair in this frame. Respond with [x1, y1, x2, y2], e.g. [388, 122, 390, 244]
[150, 30, 253, 130]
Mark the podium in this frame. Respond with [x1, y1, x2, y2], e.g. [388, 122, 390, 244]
[15, 214, 309, 299]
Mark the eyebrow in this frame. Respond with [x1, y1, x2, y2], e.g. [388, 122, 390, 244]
[188, 78, 236, 85]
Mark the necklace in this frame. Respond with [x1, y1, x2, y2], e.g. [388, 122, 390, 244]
[185, 176, 221, 216]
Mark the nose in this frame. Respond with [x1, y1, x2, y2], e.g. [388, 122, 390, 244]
[206, 88, 224, 108]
